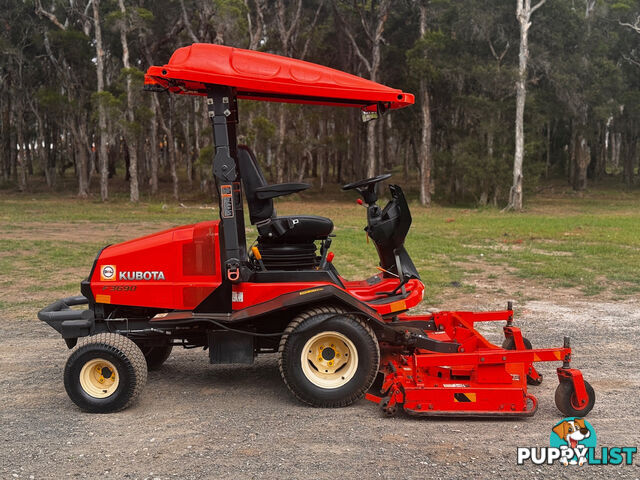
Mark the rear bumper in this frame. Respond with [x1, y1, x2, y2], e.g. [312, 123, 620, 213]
[38, 296, 94, 339]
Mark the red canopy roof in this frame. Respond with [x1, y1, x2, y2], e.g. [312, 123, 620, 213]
[144, 44, 414, 112]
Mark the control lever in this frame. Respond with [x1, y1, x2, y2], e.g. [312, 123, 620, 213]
[375, 249, 408, 297]
[394, 250, 407, 296]
[251, 246, 266, 271]
[319, 237, 333, 269]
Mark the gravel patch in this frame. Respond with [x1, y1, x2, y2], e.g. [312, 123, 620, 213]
[1, 299, 639, 479]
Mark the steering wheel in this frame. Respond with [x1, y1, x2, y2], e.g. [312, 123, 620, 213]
[342, 173, 392, 205]
[342, 173, 392, 191]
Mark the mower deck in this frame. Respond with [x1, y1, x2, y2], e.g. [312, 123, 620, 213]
[365, 308, 590, 417]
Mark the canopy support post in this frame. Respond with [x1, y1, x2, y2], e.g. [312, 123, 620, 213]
[195, 85, 246, 313]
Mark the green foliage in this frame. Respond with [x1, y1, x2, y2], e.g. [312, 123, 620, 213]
[49, 29, 93, 69]
[1, 0, 638, 200]
[197, 145, 215, 172]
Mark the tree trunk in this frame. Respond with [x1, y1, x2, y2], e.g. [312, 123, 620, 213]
[506, 0, 546, 211]
[595, 123, 606, 180]
[568, 122, 576, 185]
[118, 0, 139, 202]
[611, 132, 621, 169]
[509, 10, 528, 210]
[154, 96, 179, 199]
[71, 118, 90, 198]
[573, 133, 590, 191]
[183, 115, 193, 186]
[545, 121, 551, 178]
[92, 0, 109, 201]
[622, 134, 636, 187]
[193, 98, 201, 183]
[275, 105, 286, 183]
[15, 101, 27, 192]
[418, 3, 433, 206]
[2, 71, 12, 182]
[150, 98, 159, 195]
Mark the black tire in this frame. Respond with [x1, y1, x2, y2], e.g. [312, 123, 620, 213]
[64, 333, 148, 413]
[502, 336, 543, 386]
[501, 336, 532, 350]
[136, 343, 173, 371]
[554, 380, 595, 417]
[278, 305, 380, 408]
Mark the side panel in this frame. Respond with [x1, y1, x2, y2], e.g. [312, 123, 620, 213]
[91, 221, 221, 310]
[230, 277, 424, 316]
[230, 282, 333, 311]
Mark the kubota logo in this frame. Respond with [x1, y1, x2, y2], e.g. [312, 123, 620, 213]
[118, 271, 166, 281]
[100, 265, 116, 281]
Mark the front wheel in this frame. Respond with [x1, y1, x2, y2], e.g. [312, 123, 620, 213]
[64, 333, 147, 413]
[278, 306, 380, 407]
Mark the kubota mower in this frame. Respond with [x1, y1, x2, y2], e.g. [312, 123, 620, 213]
[39, 44, 595, 417]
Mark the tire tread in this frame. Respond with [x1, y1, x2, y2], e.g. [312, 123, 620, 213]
[278, 305, 379, 408]
[66, 333, 147, 412]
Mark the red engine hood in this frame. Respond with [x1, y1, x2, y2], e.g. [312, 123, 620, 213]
[91, 221, 221, 310]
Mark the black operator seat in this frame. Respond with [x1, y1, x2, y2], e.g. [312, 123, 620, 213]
[236, 146, 333, 243]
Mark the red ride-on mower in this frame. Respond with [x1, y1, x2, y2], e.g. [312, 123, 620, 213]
[39, 44, 595, 417]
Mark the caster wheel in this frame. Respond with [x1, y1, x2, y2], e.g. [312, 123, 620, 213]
[380, 396, 398, 417]
[555, 380, 595, 417]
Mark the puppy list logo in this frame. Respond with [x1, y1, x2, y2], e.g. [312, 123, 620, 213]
[550, 418, 596, 465]
[517, 417, 637, 466]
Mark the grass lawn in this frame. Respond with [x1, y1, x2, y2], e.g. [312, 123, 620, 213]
[1, 185, 639, 318]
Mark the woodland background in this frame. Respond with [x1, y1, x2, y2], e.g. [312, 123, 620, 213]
[1, 0, 639, 208]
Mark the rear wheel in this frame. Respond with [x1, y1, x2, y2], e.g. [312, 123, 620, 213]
[278, 306, 379, 407]
[64, 333, 147, 413]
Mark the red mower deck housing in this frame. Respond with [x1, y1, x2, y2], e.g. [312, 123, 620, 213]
[39, 44, 595, 418]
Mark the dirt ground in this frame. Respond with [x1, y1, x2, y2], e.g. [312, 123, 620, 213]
[1, 293, 639, 479]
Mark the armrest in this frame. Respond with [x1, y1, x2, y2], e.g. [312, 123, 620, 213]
[255, 182, 310, 200]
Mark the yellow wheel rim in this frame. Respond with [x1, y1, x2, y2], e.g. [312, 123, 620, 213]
[301, 331, 358, 389]
[79, 358, 120, 398]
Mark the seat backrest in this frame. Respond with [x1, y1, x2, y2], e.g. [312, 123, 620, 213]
[237, 145, 274, 224]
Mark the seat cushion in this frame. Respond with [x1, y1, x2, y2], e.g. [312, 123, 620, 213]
[257, 215, 333, 242]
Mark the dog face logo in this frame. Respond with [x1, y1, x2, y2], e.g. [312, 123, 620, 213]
[550, 417, 596, 466]
[553, 419, 590, 449]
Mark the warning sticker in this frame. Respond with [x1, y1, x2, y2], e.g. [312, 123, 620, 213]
[220, 185, 234, 218]
[232, 291, 244, 303]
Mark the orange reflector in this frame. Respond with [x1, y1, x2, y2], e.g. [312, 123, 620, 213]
[454, 392, 477, 402]
[555, 351, 561, 360]
[533, 353, 541, 362]
[251, 246, 262, 260]
[95, 294, 111, 304]
[390, 300, 407, 313]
